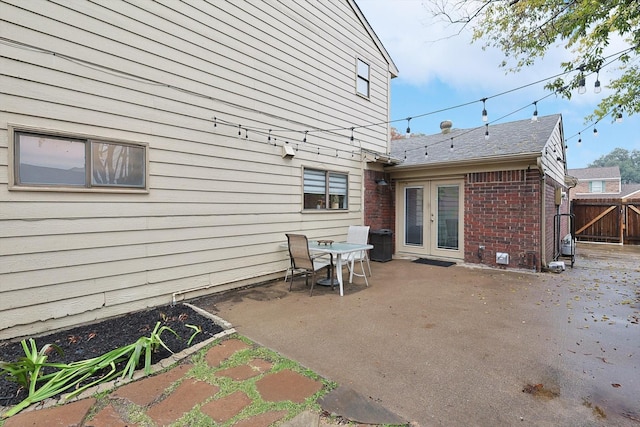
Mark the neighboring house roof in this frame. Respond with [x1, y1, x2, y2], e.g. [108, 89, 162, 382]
[390, 114, 562, 167]
[622, 183, 640, 199]
[567, 166, 621, 180]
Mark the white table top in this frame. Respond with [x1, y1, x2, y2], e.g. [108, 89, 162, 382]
[307, 241, 373, 254]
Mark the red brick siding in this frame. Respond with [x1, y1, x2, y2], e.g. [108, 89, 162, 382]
[364, 170, 395, 234]
[464, 169, 542, 270]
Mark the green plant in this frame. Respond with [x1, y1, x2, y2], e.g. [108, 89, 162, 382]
[1, 322, 178, 418]
[185, 324, 202, 346]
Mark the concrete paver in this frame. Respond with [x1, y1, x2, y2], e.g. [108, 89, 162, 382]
[216, 358, 272, 380]
[3, 398, 96, 427]
[146, 378, 218, 426]
[199, 390, 251, 423]
[110, 363, 191, 406]
[89, 403, 138, 427]
[255, 369, 323, 403]
[205, 338, 250, 366]
[231, 410, 288, 427]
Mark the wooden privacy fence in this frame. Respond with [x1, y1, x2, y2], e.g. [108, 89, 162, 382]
[572, 199, 640, 245]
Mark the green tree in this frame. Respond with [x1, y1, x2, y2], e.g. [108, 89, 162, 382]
[431, 0, 639, 122]
[588, 148, 640, 183]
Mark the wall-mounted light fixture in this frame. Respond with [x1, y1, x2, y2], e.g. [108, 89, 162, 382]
[375, 178, 388, 186]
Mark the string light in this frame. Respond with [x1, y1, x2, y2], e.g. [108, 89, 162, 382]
[450, 137, 454, 152]
[577, 132, 582, 146]
[594, 70, 601, 93]
[481, 98, 488, 122]
[405, 118, 411, 139]
[303, 131, 307, 143]
[213, 116, 217, 127]
[593, 126, 598, 137]
[424, 145, 428, 158]
[350, 127, 354, 143]
[8, 34, 633, 159]
[238, 124, 242, 136]
[404, 150, 407, 160]
[616, 105, 623, 123]
[484, 124, 489, 140]
[578, 70, 586, 94]
[531, 102, 538, 122]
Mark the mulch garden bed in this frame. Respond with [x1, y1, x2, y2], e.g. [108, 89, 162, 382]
[0, 304, 224, 408]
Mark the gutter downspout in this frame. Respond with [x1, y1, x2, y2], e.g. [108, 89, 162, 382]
[537, 157, 546, 270]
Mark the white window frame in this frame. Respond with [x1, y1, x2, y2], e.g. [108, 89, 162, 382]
[589, 180, 604, 193]
[303, 168, 348, 210]
[9, 126, 149, 193]
[356, 58, 370, 98]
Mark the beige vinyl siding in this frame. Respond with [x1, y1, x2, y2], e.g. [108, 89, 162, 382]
[0, 0, 394, 338]
[541, 117, 566, 185]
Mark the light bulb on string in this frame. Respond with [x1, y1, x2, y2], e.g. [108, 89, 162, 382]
[484, 124, 489, 140]
[531, 102, 538, 122]
[268, 129, 272, 143]
[616, 106, 623, 123]
[405, 118, 411, 139]
[577, 132, 582, 146]
[303, 131, 307, 143]
[481, 98, 488, 122]
[213, 116, 217, 127]
[238, 124, 242, 136]
[424, 145, 428, 158]
[593, 126, 598, 137]
[350, 127, 354, 144]
[594, 70, 601, 93]
[578, 74, 586, 94]
[450, 137, 454, 152]
[404, 150, 407, 160]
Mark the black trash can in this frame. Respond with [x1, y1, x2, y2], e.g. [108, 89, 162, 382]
[369, 229, 393, 262]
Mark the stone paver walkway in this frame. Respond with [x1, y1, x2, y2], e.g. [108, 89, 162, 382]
[2, 337, 326, 427]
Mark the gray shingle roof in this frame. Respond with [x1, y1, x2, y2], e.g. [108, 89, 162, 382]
[567, 166, 621, 180]
[390, 114, 562, 167]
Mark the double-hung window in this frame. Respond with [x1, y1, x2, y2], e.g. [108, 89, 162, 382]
[303, 168, 348, 210]
[589, 180, 604, 193]
[12, 130, 147, 191]
[356, 58, 370, 98]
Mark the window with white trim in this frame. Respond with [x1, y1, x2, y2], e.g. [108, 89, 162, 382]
[356, 58, 370, 98]
[303, 168, 348, 210]
[589, 180, 604, 193]
[12, 131, 147, 190]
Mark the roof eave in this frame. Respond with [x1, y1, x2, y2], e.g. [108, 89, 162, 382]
[388, 152, 543, 172]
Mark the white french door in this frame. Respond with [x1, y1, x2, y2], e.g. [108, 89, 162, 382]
[398, 179, 463, 259]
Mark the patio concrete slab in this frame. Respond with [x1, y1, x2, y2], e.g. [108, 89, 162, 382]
[194, 243, 640, 426]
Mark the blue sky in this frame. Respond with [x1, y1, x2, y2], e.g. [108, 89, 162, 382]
[357, 0, 639, 169]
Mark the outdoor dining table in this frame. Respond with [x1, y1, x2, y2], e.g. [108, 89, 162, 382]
[307, 241, 374, 296]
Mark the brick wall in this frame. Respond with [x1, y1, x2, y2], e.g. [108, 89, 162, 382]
[465, 169, 542, 270]
[364, 169, 395, 234]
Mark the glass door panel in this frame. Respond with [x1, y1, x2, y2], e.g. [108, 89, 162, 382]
[436, 185, 459, 250]
[405, 186, 423, 246]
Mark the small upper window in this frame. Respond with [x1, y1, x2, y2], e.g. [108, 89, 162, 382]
[356, 58, 370, 98]
[589, 180, 604, 193]
[13, 131, 147, 190]
[303, 168, 348, 210]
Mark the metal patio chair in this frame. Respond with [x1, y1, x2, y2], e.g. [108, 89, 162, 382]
[285, 233, 332, 296]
